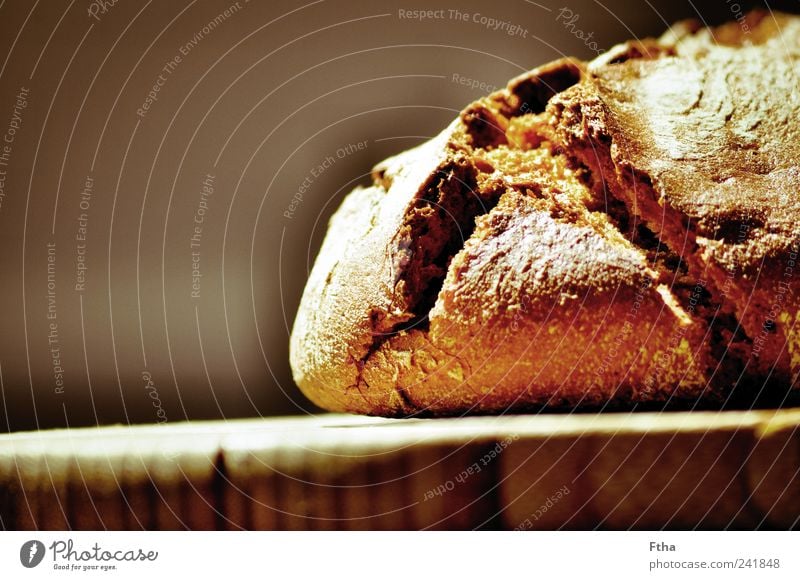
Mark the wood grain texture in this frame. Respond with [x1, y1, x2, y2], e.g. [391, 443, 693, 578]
[0, 411, 798, 530]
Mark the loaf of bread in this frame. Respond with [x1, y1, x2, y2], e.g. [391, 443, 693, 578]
[290, 11, 800, 417]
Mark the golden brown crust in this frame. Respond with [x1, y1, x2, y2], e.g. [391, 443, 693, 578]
[370, 192, 713, 414]
[289, 130, 456, 413]
[291, 11, 800, 416]
[551, 10, 800, 389]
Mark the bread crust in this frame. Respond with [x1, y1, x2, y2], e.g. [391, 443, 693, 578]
[291, 11, 800, 416]
[552, 10, 800, 390]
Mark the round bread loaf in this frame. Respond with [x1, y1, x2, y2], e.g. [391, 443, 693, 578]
[290, 11, 800, 417]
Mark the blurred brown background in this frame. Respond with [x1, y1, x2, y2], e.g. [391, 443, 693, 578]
[0, 0, 796, 432]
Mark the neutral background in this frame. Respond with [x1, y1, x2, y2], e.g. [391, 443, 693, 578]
[0, 0, 796, 431]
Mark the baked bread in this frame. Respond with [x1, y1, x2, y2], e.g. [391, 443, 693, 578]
[290, 11, 800, 417]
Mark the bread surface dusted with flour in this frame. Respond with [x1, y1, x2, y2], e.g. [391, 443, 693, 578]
[290, 11, 800, 417]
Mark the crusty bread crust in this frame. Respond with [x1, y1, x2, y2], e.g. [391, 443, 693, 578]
[291, 11, 800, 416]
[552, 10, 800, 389]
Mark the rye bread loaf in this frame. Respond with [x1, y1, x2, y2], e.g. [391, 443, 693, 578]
[290, 11, 800, 417]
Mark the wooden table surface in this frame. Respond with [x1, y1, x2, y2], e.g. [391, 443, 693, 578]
[1, 410, 799, 530]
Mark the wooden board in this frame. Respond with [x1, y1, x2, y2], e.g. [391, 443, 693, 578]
[1, 410, 799, 530]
